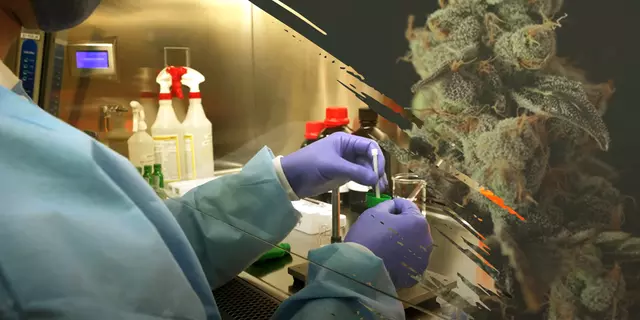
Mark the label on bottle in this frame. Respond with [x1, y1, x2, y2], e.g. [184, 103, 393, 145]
[203, 133, 212, 146]
[153, 135, 181, 182]
[184, 134, 196, 180]
[140, 153, 155, 167]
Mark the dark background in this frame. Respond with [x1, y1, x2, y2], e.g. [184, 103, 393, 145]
[249, 0, 640, 225]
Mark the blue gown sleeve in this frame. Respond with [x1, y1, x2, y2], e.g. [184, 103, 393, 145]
[165, 147, 404, 319]
[165, 147, 301, 289]
[273, 243, 405, 320]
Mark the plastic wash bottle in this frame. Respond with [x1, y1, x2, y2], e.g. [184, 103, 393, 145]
[151, 66, 187, 183]
[127, 100, 155, 168]
[181, 67, 215, 179]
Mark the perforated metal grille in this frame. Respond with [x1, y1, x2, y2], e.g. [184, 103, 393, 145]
[212, 277, 280, 320]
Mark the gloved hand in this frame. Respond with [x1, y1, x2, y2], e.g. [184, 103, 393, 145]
[281, 132, 387, 198]
[344, 198, 433, 289]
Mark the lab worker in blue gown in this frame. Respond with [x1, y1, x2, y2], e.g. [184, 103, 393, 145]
[0, 1, 434, 319]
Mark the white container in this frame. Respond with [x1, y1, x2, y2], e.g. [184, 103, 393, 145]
[182, 100, 215, 179]
[151, 67, 186, 183]
[167, 177, 219, 197]
[128, 101, 155, 168]
[327, 184, 350, 193]
[181, 67, 215, 179]
[163, 176, 346, 235]
[291, 199, 347, 235]
[346, 181, 371, 192]
[152, 100, 185, 183]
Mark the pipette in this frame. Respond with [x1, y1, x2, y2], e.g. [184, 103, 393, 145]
[372, 148, 380, 198]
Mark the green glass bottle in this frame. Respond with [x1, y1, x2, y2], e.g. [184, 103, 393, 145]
[152, 164, 164, 189]
[142, 165, 153, 185]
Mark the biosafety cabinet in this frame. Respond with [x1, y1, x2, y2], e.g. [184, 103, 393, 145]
[4, 1, 403, 165]
[2, 1, 490, 319]
[5, 29, 65, 116]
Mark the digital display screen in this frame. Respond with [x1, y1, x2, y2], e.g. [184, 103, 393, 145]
[75, 51, 109, 69]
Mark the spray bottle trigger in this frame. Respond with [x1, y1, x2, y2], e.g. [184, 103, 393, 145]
[167, 66, 188, 99]
[130, 101, 146, 132]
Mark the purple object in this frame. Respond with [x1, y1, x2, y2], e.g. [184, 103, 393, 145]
[281, 132, 387, 199]
[345, 198, 433, 289]
[76, 51, 109, 69]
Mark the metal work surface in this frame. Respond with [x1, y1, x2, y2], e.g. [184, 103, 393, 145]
[238, 206, 479, 318]
[286, 261, 457, 309]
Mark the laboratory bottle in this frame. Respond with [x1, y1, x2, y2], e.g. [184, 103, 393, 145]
[142, 165, 153, 185]
[300, 121, 325, 148]
[152, 164, 164, 189]
[317, 106, 352, 204]
[352, 107, 393, 197]
[128, 101, 155, 168]
[139, 94, 158, 134]
[151, 67, 187, 183]
[317, 106, 353, 139]
[181, 67, 215, 180]
[347, 181, 370, 215]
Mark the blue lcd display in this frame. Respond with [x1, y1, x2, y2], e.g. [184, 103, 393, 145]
[75, 51, 109, 69]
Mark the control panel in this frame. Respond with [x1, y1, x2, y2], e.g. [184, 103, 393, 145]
[67, 39, 117, 78]
[16, 31, 45, 102]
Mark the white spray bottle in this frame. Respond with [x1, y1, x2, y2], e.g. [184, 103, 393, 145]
[181, 67, 215, 179]
[128, 101, 155, 168]
[151, 66, 187, 182]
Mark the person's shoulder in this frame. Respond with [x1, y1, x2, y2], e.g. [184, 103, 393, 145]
[0, 103, 95, 163]
[0, 88, 132, 184]
[0, 86, 81, 135]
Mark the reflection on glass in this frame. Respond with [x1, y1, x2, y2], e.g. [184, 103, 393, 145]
[392, 173, 427, 214]
[165, 193, 451, 319]
[401, 0, 635, 316]
[316, 224, 332, 247]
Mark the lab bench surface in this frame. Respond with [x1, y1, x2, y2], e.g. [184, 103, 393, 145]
[239, 209, 457, 319]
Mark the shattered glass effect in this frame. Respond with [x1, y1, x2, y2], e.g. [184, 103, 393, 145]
[383, 0, 640, 319]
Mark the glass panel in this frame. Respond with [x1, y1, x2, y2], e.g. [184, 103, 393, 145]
[16, 0, 637, 319]
[164, 196, 457, 319]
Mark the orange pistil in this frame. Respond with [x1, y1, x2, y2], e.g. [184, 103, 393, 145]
[479, 187, 526, 221]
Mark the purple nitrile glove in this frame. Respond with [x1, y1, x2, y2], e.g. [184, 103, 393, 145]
[281, 132, 388, 198]
[345, 198, 433, 289]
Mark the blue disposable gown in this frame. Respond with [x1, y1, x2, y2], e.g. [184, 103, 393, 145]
[0, 85, 404, 320]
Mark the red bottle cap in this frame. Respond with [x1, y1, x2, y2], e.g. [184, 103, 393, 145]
[324, 106, 350, 127]
[304, 121, 325, 140]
